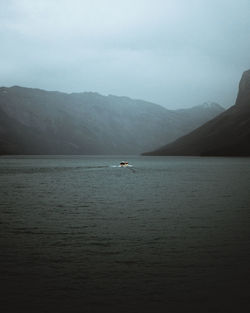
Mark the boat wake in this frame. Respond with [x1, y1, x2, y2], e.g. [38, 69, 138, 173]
[110, 164, 136, 173]
[110, 165, 133, 168]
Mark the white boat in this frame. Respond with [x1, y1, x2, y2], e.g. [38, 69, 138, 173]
[120, 161, 129, 167]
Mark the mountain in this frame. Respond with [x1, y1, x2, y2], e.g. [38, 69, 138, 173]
[173, 102, 224, 134]
[143, 70, 250, 156]
[0, 86, 224, 155]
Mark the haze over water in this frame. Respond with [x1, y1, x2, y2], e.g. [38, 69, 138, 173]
[1, 156, 250, 312]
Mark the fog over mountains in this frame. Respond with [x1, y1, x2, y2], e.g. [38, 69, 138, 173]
[144, 70, 250, 156]
[0, 86, 224, 155]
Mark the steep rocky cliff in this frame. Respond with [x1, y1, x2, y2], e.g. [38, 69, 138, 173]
[143, 70, 250, 156]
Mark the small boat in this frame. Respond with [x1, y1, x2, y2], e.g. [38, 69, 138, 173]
[120, 161, 129, 167]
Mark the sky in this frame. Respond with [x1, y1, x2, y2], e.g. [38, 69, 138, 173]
[0, 0, 250, 109]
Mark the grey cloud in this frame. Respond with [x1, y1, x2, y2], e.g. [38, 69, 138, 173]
[0, 0, 249, 108]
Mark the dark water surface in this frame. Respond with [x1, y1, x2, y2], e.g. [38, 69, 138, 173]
[0, 156, 250, 312]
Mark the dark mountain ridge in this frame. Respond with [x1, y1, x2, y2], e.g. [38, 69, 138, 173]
[0, 86, 224, 155]
[143, 70, 250, 156]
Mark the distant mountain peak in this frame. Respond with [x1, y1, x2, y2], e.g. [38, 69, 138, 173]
[200, 102, 223, 109]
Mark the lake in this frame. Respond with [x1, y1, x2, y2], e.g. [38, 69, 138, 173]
[0, 155, 250, 312]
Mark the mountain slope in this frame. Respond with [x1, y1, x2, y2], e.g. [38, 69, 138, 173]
[0, 86, 224, 155]
[143, 70, 250, 156]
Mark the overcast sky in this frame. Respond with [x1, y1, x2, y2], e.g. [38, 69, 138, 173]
[0, 0, 249, 109]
